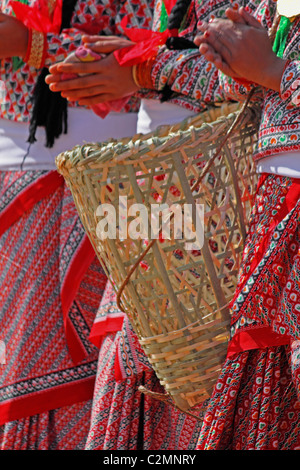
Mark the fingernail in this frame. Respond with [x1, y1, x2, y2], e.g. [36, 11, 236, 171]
[204, 31, 210, 38]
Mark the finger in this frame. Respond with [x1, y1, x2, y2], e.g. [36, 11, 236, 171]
[194, 33, 207, 47]
[198, 44, 222, 67]
[199, 44, 240, 78]
[48, 62, 65, 74]
[84, 38, 134, 54]
[225, 7, 247, 24]
[82, 35, 116, 43]
[199, 43, 224, 64]
[54, 60, 104, 75]
[212, 56, 240, 78]
[239, 7, 263, 28]
[84, 41, 123, 54]
[197, 20, 209, 32]
[49, 73, 105, 92]
[198, 42, 209, 53]
[45, 73, 63, 84]
[200, 29, 233, 63]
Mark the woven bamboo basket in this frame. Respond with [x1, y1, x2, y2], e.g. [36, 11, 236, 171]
[56, 102, 261, 411]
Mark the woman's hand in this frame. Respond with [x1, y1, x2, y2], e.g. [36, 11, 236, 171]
[45, 52, 138, 105]
[0, 12, 28, 59]
[195, 7, 287, 91]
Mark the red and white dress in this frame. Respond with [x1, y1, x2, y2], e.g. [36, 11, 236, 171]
[0, 0, 151, 450]
[84, 0, 262, 450]
[197, 0, 300, 450]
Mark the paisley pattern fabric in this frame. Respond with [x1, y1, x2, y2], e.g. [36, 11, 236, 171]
[196, 1, 300, 450]
[197, 346, 300, 450]
[228, 174, 300, 354]
[197, 174, 300, 450]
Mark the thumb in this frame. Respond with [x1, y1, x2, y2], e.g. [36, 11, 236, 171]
[83, 36, 134, 54]
[85, 41, 120, 54]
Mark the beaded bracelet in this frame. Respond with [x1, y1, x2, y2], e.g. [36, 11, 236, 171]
[24, 29, 47, 69]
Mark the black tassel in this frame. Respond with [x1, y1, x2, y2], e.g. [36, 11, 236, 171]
[166, 36, 198, 50]
[160, 85, 174, 103]
[28, 68, 68, 147]
[28, 0, 78, 148]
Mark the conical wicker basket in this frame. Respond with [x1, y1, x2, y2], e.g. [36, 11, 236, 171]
[56, 102, 261, 411]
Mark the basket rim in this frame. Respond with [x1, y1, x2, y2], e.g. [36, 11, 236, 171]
[56, 103, 261, 172]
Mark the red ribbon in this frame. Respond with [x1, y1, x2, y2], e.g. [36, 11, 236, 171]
[114, 16, 178, 66]
[9, 0, 63, 34]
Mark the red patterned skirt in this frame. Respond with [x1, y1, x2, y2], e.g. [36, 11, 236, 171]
[197, 174, 300, 450]
[86, 296, 204, 450]
[0, 170, 204, 449]
[0, 170, 107, 449]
